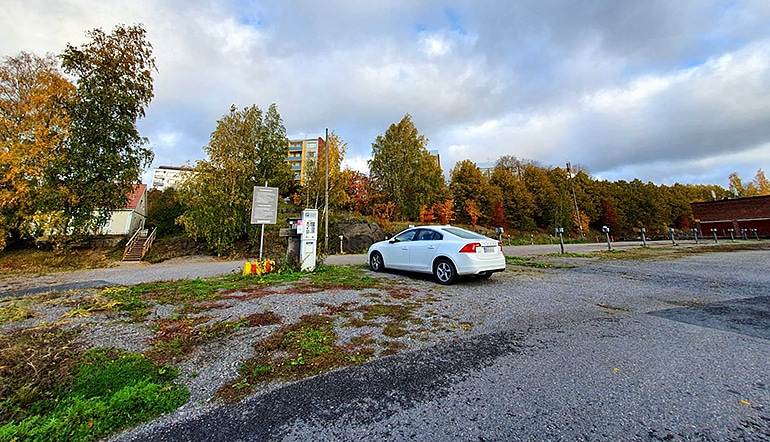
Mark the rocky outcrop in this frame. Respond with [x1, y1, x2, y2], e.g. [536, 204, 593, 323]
[332, 219, 385, 254]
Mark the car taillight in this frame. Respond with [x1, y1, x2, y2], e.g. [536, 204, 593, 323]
[459, 242, 481, 253]
[498, 241, 503, 251]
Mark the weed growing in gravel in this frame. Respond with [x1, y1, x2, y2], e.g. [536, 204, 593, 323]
[216, 314, 376, 403]
[146, 312, 281, 364]
[358, 302, 424, 338]
[0, 300, 36, 323]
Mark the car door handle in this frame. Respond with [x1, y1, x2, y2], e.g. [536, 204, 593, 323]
[402, 247, 409, 250]
[427, 246, 435, 249]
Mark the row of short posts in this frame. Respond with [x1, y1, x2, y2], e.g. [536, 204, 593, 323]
[555, 225, 611, 253]
[641, 227, 694, 247]
[710, 228, 760, 243]
[553, 225, 761, 255]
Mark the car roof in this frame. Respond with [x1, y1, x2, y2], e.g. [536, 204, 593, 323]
[406, 225, 487, 237]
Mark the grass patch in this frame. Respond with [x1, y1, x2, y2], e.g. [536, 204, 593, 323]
[99, 265, 380, 314]
[0, 249, 117, 277]
[307, 265, 382, 290]
[545, 252, 594, 258]
[0, 327, 188, 442]
[0, 325, 82, 423]
[505, 256, 551, 268]
[592, 242, 768, 261]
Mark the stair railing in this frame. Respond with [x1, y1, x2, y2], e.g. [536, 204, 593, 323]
[141, 228, 157, 260]
[123, 228, 143, 260]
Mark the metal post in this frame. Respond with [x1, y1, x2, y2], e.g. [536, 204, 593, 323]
[640, 228, 647, 247]
[728, 228, 735, 242]
[711, 228, 718, 244]
[556, 228, 564, 254]
[324, 128, 329, 255]
[602, 226, 611, 251]
[692, 228, 699, 245]
[259, 181, 267, 261]
[752, 228, 759, 240]
[339, 235, 344, 254]
[669, 228, 677, 246]
[741, 228, 747, 240]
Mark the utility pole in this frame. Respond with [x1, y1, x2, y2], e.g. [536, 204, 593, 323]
[567, 161, 585, 239]
[324, 128, 329, 254]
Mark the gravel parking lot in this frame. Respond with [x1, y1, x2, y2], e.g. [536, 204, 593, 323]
[97, 246, 770, 441]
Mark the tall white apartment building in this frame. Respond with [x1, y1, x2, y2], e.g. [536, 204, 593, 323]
[150, 166, 192, 191]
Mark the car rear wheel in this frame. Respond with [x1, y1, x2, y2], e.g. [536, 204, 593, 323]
[369, 252, 384, 272]
[434, 258, 456, 285]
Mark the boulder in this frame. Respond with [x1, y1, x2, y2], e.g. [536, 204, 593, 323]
[332, 219, 385, 253]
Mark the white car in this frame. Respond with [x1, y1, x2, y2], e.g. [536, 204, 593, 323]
[367, 225, 506, 285]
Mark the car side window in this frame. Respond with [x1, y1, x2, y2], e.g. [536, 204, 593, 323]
[417, 230, 441, 241]
[394, 230, 417, 242]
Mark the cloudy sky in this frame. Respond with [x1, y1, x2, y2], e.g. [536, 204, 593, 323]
[2, 0, 770, 187]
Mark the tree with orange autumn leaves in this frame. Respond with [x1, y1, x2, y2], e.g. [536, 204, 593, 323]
[1, 25, 155, 249]
[0, 53, 74, 249]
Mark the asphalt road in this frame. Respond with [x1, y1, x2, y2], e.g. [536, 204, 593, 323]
[112, 246, 770, 441]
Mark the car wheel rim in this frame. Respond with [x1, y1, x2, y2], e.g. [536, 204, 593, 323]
[437, 262, 451, 282]
[371, 254, 381, 270]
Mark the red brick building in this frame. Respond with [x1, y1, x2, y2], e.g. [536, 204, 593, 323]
[691, 195, 770, 238]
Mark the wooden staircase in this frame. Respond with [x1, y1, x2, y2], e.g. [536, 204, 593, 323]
[122, 228, 157, 262]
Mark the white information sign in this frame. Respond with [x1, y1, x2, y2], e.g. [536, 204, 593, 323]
[250, 186, 278, 224]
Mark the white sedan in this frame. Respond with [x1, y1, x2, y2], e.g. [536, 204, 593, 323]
[367, 225, 506, 285]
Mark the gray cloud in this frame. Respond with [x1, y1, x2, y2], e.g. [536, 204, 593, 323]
[1, 0, 769, 188]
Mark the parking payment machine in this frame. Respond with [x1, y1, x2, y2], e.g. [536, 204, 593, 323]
[299, 209, 318, 271]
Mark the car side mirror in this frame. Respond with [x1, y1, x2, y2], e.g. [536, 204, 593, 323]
[389, 238, 398, 244]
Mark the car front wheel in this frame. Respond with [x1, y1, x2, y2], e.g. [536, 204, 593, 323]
[434, 258, 456, 285]
[370, 251, 384, 272]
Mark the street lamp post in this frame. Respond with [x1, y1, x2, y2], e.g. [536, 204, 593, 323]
[566, 162, 584, 239]
[324, 128, 329, 255]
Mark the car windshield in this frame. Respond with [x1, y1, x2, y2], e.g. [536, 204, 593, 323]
[441, 227, 487, 240]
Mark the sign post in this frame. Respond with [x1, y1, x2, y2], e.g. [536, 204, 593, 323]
[251, 185, 279, 261]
